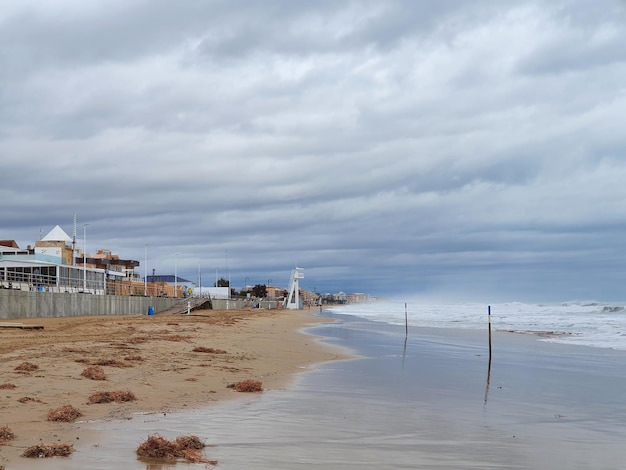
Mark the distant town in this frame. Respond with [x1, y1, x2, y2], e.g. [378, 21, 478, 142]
[0, 224, 374, 306]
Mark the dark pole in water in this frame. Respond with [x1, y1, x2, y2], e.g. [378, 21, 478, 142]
[484, 305, 493, 405]
[405, 302, 408, 336]
[488, 305, 492, 360]
[402, 302, 409, 366]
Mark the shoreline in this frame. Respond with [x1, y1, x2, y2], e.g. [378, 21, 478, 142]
[0, 308, 348, 466]
[296, 313, 626, 470]
[4, 309, 626, 468]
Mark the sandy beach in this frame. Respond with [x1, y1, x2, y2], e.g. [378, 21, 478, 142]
[4, 306, 626, 469]
[0, 308, 345, 467]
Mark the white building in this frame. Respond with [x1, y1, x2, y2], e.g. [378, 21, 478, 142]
[0, 226, 106, 294]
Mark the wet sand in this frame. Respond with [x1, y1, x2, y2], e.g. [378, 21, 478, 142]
[0, 308, 346, 467]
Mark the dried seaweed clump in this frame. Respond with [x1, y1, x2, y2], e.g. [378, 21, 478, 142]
[88, 390, 137, 404]
[47, 404, 83, 422]
[94, 359, 132, 368]
[62, 347, 89, 353]
[136, 434, 215, 464]
[0, 383, 16, 390]
[0, 426, 15, 445]
[160, 334, 192, 342]
[124, 354, 144, 362]
[21, 443, 74, 458]
[126, 336, 150, 344]
[81, 365, 107, 380]
[227, 380, 263, 393]
[192, 346, 227, 354]
[14, 362, 38, 372]
[18, 396, 45, 404]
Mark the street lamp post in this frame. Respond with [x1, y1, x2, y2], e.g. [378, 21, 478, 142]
[83, 224, 89, 293]
[144, 244, 148, 296]
[174, 253, 178, 298]
[197, 262, 201, 297]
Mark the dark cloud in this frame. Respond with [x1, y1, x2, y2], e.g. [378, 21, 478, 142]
[1, 0, 626, 301]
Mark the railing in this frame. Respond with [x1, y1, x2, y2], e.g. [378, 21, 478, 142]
[104, 280, 182, 297]
[0, 269, 105, 295]
[0, 268, 187, 298]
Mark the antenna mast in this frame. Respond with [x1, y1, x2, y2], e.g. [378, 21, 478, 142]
[72, 211, 77, 266]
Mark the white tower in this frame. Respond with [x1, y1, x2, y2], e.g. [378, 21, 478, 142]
[284, 267, 304, 310]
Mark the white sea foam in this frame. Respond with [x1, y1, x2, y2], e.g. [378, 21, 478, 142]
[327, 300, 626, 350]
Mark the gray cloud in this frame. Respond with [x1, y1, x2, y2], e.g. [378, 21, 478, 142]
[2, 0, 626, 301]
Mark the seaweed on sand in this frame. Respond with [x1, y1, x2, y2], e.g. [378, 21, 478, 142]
[124, 354, 144, 362]
[14, 362, 38, 372]
[136, 434, 215, 464]
[93, 358, 132, 368]
[88, 390, 137, 404]
[0, 426, 15, 445]
[192, 346, 227, 354]
[21, 443, 74, 458]
[227, 379, 263, 392]
[81, 365, 107, 380]
[47, 404, 83, 422]
[18, 396, 45, 404]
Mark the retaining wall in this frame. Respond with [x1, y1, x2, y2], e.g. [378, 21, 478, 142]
[211, 299, 256, 310]
[209, 299, 281, 310]
[0, 289, 179, 320]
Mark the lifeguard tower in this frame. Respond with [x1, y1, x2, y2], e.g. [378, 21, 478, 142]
[284, 267, 304, 310]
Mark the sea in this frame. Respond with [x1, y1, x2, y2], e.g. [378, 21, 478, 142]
[16, 300, 626, 470]
[330, 299, 626, 350]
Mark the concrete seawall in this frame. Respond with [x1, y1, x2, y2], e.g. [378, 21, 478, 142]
[210, 299, 279, 310]
[0, 289, 180, 320]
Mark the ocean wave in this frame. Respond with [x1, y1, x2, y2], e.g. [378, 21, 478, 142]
[601, 306, 624, 313]
[328, 300, 626, 351]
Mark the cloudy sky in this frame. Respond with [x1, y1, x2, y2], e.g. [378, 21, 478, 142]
[2, 0, 626, 302]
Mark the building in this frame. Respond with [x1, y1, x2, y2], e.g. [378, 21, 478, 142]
[0, 240, 28, 255]
[0, 225, 140, 295]
[34, 225, 75, 265]
[265, 285, 285, 299]
[347, 292, 369, 303]
[146, 275, 194, 298]
[92, 249, 139, 279]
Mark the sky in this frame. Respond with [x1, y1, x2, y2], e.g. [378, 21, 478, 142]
[2, 0, 626, 302]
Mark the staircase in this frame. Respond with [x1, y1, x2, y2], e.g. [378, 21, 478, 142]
[157, 297, 212, 315]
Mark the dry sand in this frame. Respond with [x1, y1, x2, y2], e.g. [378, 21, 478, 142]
[0, 308, 345, 466]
